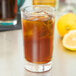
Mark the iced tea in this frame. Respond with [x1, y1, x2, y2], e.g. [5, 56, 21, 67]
[22, 12, 55, 64]
[0, 0, 17, 20]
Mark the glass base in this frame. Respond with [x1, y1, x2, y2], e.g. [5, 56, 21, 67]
[24, 59, 52, 72]
[0, 19, 17, 26]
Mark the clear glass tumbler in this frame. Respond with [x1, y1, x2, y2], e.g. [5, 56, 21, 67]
[21, 5, 55, 72]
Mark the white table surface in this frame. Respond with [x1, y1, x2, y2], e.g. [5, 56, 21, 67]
[0, 29, 76, 76]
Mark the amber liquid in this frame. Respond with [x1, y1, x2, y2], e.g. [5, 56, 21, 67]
[22, 15, 54, 64]
[0, 0, 17, 20]
[33, 0, 56, 7]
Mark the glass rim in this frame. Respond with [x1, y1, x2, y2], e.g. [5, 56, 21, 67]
[20, 5, 56, 13]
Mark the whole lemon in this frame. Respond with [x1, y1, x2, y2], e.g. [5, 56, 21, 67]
[57, 13, 76, 37]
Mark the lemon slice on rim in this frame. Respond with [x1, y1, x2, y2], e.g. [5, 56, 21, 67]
[63, 30, 76, 51]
